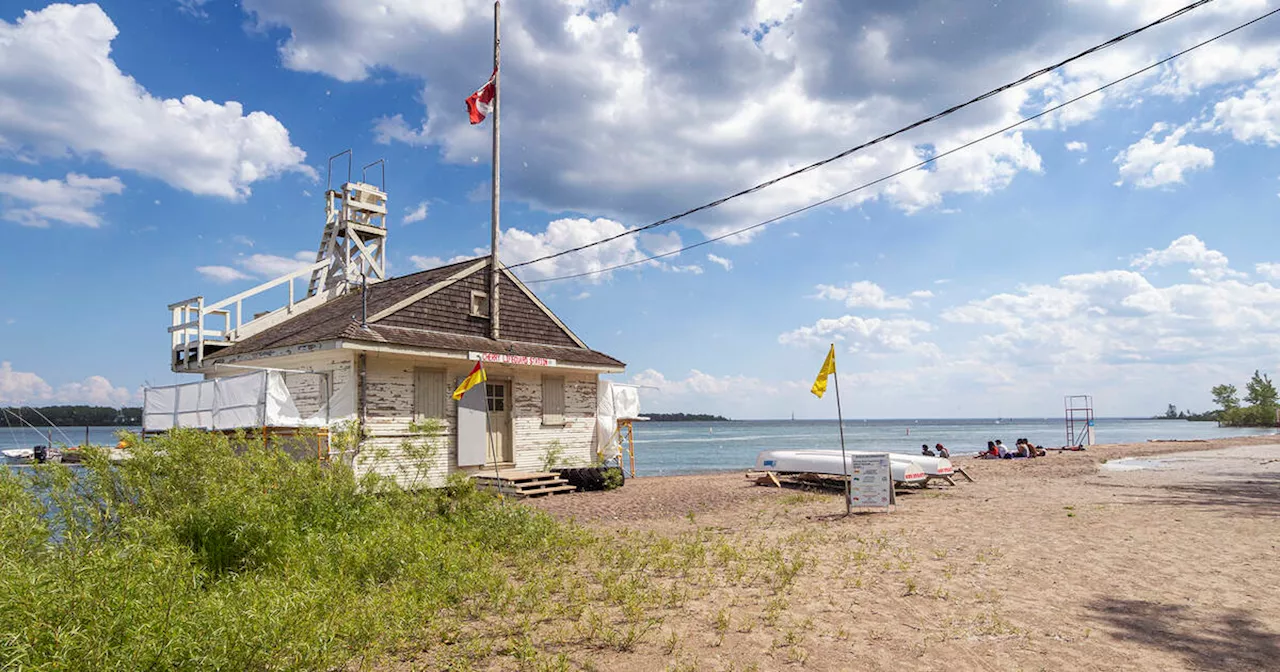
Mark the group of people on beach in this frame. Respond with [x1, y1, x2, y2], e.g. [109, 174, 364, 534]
[920, 443, 950, 458]
[977, 438, 1045, 459]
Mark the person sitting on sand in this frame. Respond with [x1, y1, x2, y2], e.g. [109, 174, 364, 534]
[978, 440, 999, 458]
[996, 440, 1009, 458]
[935, 443, 950, 459]
[1015, 439, 1030, 458]
[921, 443, 935, 457]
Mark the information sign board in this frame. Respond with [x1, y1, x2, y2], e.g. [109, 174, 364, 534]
[848, 452, 893, 512]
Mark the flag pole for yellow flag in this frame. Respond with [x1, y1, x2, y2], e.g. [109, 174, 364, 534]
[810, 344, 850, 515]
[831, 347, 850, 516]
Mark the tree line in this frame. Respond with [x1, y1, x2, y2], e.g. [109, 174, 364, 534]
[2, 405, 143, 427]
[645, 412, 730, 422]
[1160, 370, 1277, 426]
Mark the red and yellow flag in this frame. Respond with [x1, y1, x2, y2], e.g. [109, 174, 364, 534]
[452, 361, 487, 400]
[810, 345, 837, 398]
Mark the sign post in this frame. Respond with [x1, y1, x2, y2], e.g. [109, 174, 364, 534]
[847, 452, 893, 513]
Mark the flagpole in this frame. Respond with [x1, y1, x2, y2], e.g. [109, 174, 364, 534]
[831, 344, 850, 516]
[488, 0, 502, 340]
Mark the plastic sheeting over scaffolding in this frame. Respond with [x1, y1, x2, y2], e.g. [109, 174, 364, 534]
[595, 381, 642, 457]
[143, 370, 353, 432]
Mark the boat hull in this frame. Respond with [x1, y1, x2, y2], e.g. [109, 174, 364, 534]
[755, 450, 927, 483]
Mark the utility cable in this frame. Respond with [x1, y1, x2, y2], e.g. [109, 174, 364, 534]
[520, 4, 1280, 285]
[507, 0, 1217, 272]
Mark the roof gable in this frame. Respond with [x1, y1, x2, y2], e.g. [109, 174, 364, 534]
[206, 256, 619, 368]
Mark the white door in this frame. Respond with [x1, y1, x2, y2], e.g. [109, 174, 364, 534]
[485, 381, 513, 464]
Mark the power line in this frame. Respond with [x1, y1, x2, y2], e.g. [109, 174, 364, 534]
[521, 5, 1280, 285]
[507, 0, 1217, 272]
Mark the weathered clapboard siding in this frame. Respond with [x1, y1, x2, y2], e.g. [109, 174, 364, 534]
[510, 371, 597, 472]
[200, 348, 601, 489]
[356, 353, 462, 488]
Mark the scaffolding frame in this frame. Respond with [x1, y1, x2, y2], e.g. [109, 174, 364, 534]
[1064, 395, 1095, 447]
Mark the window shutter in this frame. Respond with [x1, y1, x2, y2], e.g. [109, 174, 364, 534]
[414, 369, 445, 420]
[542, 376, 565, 425]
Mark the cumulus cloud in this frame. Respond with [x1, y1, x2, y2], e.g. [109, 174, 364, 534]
[779, 315, 940, 358]
[0, 173, 123, 227]
[1130, 234, 1243, 281]
[628, 369, 800, 412]
[706, 254, 733, 271]
[813, 281, 919, 310]
[196, 265, 252, 283]
[1210, 70, 1280, 146]
[497, 217, 696, 282]
[1065, 141, 1088, 152]
[196, 251, 315, 283]
[0, 4, 312, 199]
[403, 201, 429, 224]
[238, 0, 1273, 237]
[1257, 262, 1280, 279]
[1114, 123, 1214, 188]
[0, 362, 135, 406]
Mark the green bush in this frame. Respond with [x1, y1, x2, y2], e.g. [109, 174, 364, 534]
[0, 429, 574, 671]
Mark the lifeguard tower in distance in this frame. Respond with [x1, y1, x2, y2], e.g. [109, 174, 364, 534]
[169, 152, 387, 370]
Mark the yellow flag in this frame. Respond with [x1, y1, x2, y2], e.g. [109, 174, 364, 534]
[810, 345, 837, 398]
[452, 361, 487, 400]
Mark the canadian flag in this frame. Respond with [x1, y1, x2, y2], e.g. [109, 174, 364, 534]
[466, 70, 496, 125]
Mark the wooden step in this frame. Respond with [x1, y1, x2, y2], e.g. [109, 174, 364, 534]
[470, 470, 576, 498]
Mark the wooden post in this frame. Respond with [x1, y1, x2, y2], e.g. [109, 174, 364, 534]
[488, 0, 501, 340]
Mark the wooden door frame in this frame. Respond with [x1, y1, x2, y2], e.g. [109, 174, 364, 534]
[485, 378, 514, 466]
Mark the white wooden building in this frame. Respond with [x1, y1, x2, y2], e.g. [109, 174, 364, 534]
[164, 181, 625, 487]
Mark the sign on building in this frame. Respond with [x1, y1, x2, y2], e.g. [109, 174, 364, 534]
[468, 352, 557, 367]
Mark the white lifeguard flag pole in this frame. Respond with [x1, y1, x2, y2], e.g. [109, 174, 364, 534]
[811, 344, 850, 515]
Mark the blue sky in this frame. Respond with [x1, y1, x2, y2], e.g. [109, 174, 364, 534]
[2, 0, 1280, 419]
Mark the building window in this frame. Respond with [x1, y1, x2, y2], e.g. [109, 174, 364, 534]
[414, 368, 445, 420]
[542, 376, 565, 426]
[486, 382, 506, 412]
[470, 290, 490, 318]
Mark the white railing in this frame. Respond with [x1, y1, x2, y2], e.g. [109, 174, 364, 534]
[170, 259, 330, 367]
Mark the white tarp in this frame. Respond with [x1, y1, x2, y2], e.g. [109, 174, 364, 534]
[143, 370, 352, 432]
[594, 381, 642, 457]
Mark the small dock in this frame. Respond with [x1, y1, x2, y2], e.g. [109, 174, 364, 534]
[471, 470, 577, 498]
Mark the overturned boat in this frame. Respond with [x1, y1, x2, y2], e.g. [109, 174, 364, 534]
[755, 449, 928, 485]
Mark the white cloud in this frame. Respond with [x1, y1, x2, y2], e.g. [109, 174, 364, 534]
[1130, 234, 1243, 281]
[232, 234, 255, 247]
[1257, 262, 1280, 280]
[0, 362, 135, 406]
[0, 4, 312, 199]
[813, 281, 919, 310]
[628, 368, 799, 410]
[908, 290, 935, 300]
[1065, 141, 1088, 152]
[403, 201, 429, 224]
[1210, 70, 1280, 146]
[0, 172, 123, 227]
[409, 254, 472, 270]
[196, 250, 316, 283]
[706, 254, 733, 271]
[196, 265, 252, 283]
[1114, 123, 1214, 188]
[779, 315, 939, 358]
[499, 217, 694, 282]
[237, 251, 316, 277]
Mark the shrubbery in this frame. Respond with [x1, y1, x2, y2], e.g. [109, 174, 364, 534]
[0, 429, 574, 670]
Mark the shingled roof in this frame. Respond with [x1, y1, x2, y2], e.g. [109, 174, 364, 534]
[208, 257, 625, 369]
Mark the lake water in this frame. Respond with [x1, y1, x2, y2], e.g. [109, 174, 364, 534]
[624, 418, 1280, 477]
[3, 420, 1277, 476]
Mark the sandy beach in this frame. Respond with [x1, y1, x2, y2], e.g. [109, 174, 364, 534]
[524, 435, 1280, 671]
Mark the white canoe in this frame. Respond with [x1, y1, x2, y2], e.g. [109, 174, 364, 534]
[2, 448, 33, 459]
[855, 452, 953, 478]
[755, 449, 927, 484]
